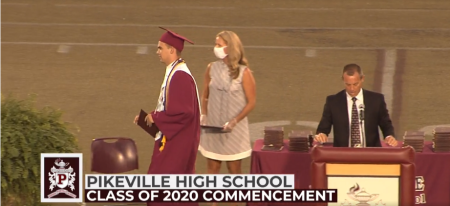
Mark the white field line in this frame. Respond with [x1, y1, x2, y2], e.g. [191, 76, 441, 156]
[1, 3, 29, 6]
[3, 3, 449, 12]
[136, 46, 148, 55]
[2, 41, 450, 51]
[3, 22, 450, 31]
[57, 45, 71, 53]
[54, 4, 134, 8]
[381, 49, 397, 113]
[55, 4, 236, 9]
[305, 49, 317, 57]
[263, 8, 450, 12]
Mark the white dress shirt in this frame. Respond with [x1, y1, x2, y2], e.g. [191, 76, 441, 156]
[346, 89, 365, 147]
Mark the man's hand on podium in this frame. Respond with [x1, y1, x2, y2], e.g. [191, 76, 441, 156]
[314, 133, 328, 143]
[385, 136, 398, 147]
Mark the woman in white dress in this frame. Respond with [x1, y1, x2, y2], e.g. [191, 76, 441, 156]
[198, 30, 256, 179]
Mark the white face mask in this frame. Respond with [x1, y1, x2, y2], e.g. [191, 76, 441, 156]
[214, 46, 228, 59]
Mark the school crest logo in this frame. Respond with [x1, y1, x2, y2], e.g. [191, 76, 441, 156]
[48, 158, 76, 197]
[41, 153, 83, 203]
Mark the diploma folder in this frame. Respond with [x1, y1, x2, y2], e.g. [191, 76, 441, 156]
[201, 125, 230, 133]
[137, 109, 159, 137]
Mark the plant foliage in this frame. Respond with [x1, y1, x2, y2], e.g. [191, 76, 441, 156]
[1, 94, 79, 205]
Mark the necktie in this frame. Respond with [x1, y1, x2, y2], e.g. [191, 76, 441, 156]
[351, 97, 361, 147]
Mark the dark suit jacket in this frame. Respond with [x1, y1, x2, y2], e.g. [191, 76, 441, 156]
[316, 89, 395, 147]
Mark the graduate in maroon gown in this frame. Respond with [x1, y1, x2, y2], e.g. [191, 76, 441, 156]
[135, 27, 201, 206]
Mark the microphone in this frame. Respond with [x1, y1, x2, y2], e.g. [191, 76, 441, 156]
[358, 104, 365, 121]
[358, 104, 365, 147]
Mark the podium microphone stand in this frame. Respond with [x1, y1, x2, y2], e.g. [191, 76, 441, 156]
[359, 104, 365, 148]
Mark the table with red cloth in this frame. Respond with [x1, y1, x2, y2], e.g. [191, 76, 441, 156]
[249, 139, 450, 206]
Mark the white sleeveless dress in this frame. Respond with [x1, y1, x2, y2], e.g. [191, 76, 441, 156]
[198, 60, 252, 161]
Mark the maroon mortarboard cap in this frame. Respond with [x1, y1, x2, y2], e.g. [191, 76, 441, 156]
[159, 27, 194, 52]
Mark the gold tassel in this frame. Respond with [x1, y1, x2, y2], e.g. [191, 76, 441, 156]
[159, 135, 167, 152]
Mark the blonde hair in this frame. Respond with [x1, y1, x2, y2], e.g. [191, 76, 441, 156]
[216, 31, 249, 79]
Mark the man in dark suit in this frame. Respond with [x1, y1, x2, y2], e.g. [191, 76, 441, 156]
[315, 64, 398, 147]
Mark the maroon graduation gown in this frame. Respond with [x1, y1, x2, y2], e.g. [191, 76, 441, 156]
[147, 71, 200, 206]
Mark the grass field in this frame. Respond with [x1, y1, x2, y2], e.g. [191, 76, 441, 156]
[2, 0, 450, 205]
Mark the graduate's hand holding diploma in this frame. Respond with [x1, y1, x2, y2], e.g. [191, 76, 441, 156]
[134, 113, 154, 126]
[133, 109, 159, 137]
[134, 115, 139, 124]
[145, 114, 154, 126]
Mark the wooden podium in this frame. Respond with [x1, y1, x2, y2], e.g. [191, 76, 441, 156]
[310, 146, 415, 206]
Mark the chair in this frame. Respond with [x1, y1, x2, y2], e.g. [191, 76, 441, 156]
[91, 137, 139, 173]
[85, 137, 143, 206]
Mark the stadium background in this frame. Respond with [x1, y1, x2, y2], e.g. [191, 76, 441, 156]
[2, 0, 450, 205]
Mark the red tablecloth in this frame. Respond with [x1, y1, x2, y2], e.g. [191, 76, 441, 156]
[249, 139, 450, 206]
